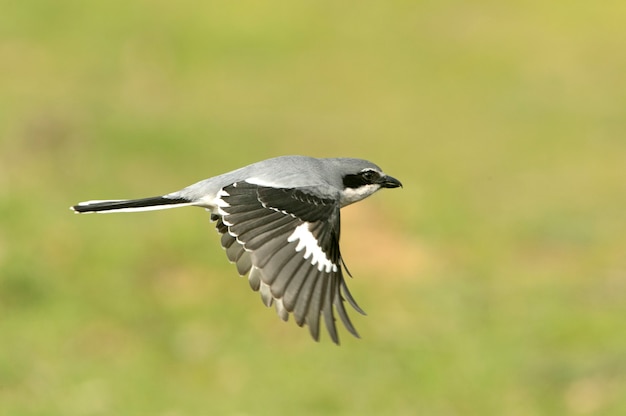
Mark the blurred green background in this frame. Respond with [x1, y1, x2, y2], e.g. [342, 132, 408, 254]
[1, 1, 625, 415]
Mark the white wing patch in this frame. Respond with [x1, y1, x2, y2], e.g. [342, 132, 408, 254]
[215, 188, 232, 222]
[288, 223, 338, 273]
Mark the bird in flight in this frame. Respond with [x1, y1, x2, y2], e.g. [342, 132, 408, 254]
[71, 155, 402, 344]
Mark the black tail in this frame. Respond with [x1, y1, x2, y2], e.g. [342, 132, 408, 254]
[71, 196, 193, 214]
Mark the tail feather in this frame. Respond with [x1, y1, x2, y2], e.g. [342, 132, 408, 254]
[71, 196, 193, 214]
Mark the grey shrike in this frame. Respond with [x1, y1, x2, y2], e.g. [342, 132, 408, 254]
[71, 155, 402, 344]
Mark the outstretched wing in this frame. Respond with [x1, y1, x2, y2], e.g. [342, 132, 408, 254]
[211, 181, 364, 344]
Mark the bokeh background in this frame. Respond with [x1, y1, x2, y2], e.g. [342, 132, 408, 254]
[2, 1, 625, 415]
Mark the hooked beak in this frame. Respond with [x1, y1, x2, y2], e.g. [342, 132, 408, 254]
[379, 175, 403, 189]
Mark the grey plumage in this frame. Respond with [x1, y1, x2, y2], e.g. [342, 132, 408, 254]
[71, 155, 402, 344]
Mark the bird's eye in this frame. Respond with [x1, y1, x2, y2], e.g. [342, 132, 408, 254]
[361, 170, 380, 183]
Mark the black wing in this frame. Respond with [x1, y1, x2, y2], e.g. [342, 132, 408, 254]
[211, 181, 365, 344]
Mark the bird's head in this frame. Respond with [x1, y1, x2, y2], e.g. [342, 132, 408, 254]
[328, 158, 402, 207]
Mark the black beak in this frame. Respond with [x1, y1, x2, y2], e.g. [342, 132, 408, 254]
[379, 175, 403, 189]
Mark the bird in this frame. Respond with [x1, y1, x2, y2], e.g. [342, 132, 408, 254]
[71, 155, 402, 344]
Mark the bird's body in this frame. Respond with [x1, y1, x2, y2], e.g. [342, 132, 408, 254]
[72, 155, 402, 344]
